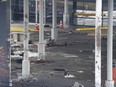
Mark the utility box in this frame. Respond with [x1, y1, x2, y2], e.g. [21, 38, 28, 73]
[0, 0, 10, 86]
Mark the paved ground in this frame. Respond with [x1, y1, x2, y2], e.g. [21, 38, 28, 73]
[10, 26, 116, 87]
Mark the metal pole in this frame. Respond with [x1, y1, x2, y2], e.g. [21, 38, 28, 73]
[63, 0, 69, 28]
[95, 0, 102, 87]
[64, 0, 68, 14]
[51, 0, 58, 41]
[35, 0, 38, 24]
[105, 0, 114, 87]
[22, 0, 30, 77]
[9, 0, 11, 80]
[44, 0, 46, 25]
[83, 0, 85, 26]
[72, 1, 77, 25]
[9, 0, 12, 86]
[102, 1, 103, 27]
[38, 0, 45, 60]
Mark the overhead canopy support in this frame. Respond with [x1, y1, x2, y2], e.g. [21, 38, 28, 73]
[51, 0, 58, 41]
[72, 1, 77, 25]
[38, 0, 45, 60]
[105, 0, 114, 87]
[35, 0, 38, 24]
[63, 0, 69, 28]
[44, 0, 46, 25]
[22, 0, 30, 78]
[95, 0, 102, 87]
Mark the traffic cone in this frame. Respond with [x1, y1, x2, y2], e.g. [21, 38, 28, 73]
[59, 20, 63, 29]
[35, 24, 39, 30]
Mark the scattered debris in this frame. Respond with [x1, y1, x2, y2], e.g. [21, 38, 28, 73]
[61, 53, 78, 58]
[46, 38, 55, 47]
[74, 41, 79, 43]
[49, 72, 54, 77]
[64, 74, 75, 78]
[79, 50, 94, 54]
[77, 71, 84, 73]
[72, 82, 84, 87]
[34, 60, 55, 64]
[11, 51, 38, 58]
[79, 50, 83, 53]
[53, 68, 66, 71]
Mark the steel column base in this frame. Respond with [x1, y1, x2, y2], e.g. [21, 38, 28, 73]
[105, 80, 114, 87]
[38, 43, 45, 60]
[51, 28, 58, 41]
[22, 60, 30, 78]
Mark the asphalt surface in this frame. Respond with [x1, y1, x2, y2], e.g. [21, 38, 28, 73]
[11, 27, 116, 87]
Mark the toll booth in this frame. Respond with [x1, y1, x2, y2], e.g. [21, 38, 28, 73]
[0, 0, 10, 86]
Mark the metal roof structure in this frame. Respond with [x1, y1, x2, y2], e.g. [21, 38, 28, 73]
[70, 0, 106, 3]
[70, 0, 116, 3]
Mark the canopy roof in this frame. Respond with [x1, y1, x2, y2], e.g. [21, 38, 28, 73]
[71, 0, 115, 3]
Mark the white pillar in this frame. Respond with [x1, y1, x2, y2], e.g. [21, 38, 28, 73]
[63, 0, 69, 28]
[105, 0, 114, 87]
[95, 0, 102, 87]
[38, 0, 45, 60]
[13, 34, 18, 42]
[51, 0, 58, 41]
[22, 0, 30, 78]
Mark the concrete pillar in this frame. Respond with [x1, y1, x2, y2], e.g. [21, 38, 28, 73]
[51, 0, 58, 41]
[105, 0, 114, 87]
[22, 0, 30, 77]
[95, 0, 102, 87]
[63, 0, 69, 28]
[38, 0, 45, 60]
